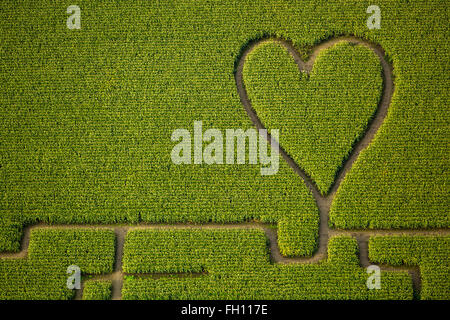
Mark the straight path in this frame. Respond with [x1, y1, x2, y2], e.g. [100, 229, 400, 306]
[1, 222, 448, 299]
[235, 36, 395, 266]
[234, 35, 446, 299]
[0, 36, 447, 300]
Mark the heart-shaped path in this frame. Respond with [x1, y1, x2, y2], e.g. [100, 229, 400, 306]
[235, 35, 394, 261]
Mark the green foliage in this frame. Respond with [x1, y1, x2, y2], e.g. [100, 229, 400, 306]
[277, 212, 319, 256]
[0, 0, 320, 256]
[0, 0, 448, 300]
[0, 0, 448, 256]
[243, 41, 382, 194]
[369, 235, 450, 300]
[28, 229, 116, 273]
[0, 218, 23, 252]
[123, 229, 271, 274]
[0, 228, 115, 299]
[82, 280, 112, 300]
[327, 236, 360, 266]
[122, 229, 412, 300]
[329, 2, 449, 229]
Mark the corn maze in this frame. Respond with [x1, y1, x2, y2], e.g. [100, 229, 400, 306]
[0, 0, 449, 303]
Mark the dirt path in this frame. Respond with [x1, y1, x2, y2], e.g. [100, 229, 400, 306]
[235, 36, 393, 257]
[0, 36, 447, 300]
[234, 36, 396, 271]
[111, 228, 126, 300]
[234, 35, 446, 298]
[1, 222, 449, 299]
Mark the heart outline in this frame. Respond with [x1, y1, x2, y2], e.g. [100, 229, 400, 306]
[235, 35, 394, 258]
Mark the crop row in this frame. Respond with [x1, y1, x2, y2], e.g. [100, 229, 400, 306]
[369, 235, 450, 300]
[3, 228, 448, 299]
[122, 229, 412, 299]
[243, 40, 383, 195]
[0, 2, 448, 297]
[0, 217, 23, 252]
[0, 228, 115, 300]
[82, 280, 112, 300]
[1, 0, 447, 258]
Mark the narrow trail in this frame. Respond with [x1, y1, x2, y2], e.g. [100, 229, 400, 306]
[235, 36, 395, 266]
[1, 222, 449, 299]
[111, 228, 125, 300]
[0, 36, 447, 300]
[234, 35, 447, 299]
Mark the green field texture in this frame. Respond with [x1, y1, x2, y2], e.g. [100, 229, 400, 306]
[82, 280, 112, 300]
[2, 228, 448, 299]
[0, 228, 115, 299]
[122, 229, 412, 300]
[369, 235, 450, 300]
[0, 0, 448, 259]
[243, 41, 383, 195]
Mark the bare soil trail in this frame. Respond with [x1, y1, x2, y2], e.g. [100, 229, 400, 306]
[234, 35, 447, 298]
[0, 36, 447, 300]
[1, 222, 448, 299]
[234, 36, 396, 271]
